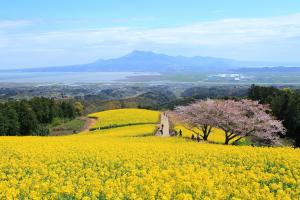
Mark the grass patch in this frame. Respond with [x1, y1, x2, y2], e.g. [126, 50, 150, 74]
[50, 118, 85, 136]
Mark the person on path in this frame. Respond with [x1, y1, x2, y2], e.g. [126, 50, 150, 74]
[191, 134, 195, 140]
[161, 124, 164, 129]
[179, 129, 182, 137]
[196, 135, 200, 142]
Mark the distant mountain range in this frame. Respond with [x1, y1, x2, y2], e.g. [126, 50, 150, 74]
[6, 50, 300, 73]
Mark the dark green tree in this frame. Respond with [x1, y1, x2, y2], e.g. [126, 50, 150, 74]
[248, 85, 300, 146]
[18, 100, 38, 135]
[5, 105, 20, 136]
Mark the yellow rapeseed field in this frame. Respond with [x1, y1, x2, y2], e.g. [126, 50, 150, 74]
[88, 108, 160, 129]
[0, 109, 299, 199]
[83, 124, 158, 137]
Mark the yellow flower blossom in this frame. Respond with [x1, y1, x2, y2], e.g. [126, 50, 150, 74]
[0, 109, 299, 199]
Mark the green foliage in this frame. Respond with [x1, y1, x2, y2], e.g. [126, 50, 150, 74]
[0, 104, 20, 136]
[74, 101, 85, 116]
[58, 118, 85, 131]
[234, 138, 253, 146]
[50, 118, 85, 136]
[18, 100, 39, 136]
[248, 85, 300, 147]
[182, 86, 248, 99]
[0, 97, 79, 136]
[51, 117, 64, 127]
[84, 90, 177, 113]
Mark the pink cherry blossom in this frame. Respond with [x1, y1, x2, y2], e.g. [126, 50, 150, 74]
[171, 99, 286, 145]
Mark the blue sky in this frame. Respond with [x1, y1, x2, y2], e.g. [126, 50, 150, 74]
[1, 0, 300, 68]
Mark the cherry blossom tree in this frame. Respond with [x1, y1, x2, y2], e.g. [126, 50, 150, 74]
[170, 100, 219, 140]
[214, 99, 286, 145]
[171, 99, 286, 145]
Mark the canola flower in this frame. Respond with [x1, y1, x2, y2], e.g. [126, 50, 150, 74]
[88, 108, 160, 130]
[83, 124, 158, 137]
[0, 109, 299, 199]
[1, 135, 300, 199]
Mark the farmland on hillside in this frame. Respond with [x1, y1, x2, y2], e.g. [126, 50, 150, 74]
[83, 124, 158, 137]
[88, 108, 160, 130]
[0, 135, 299, 199]
[2, 1, 300, 199]
[0, 108, 299, 199]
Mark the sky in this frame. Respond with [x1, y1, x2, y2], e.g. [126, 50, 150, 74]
[1, 0, 300, 69]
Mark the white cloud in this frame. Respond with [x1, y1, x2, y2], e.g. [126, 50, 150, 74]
[0, 20, 34, 29]
[12, 13, 300, 45]
[1, 13, 300, 68]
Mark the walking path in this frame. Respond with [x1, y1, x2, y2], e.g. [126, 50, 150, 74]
[160, 113, 170, 137]
[81, 117, 97, 132]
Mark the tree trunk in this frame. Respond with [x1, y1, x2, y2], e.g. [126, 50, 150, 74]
[224, 131, 230, 145]
[201, 124, 212, 141]
[225, 138, 229, 145]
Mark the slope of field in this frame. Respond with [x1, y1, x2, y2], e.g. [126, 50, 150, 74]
[0, 135, 299, 199]
[83, 124, 158, 137]
[88, 108, 160, 130]
[0, 109, 299, 199]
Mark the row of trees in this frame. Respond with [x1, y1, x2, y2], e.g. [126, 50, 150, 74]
[171, 99, 286, 145]
[0, 97, 83, 136]
[248, 85, 300, 146]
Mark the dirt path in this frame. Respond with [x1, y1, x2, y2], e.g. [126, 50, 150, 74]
[80, 117, 97, 132]
[159, 113, 170, 137]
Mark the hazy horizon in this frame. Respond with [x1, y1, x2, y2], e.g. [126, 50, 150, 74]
[3, 50, 300, 71]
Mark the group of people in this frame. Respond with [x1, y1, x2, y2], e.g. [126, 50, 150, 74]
[191, 134, 201, 142]
[159, 124, 164, 135]
[158, 112, 168, 135]
[172, 129, 182, 137]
